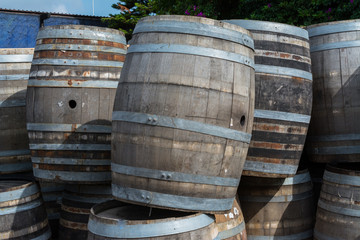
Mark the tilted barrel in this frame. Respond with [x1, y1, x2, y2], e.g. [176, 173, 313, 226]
[306, 20, 360, 163]
[0, 180, 51, 239]
[314, 163, 360, 239]
[59, 184, 112, 240]
[225, 20, 313, 178]
[111, 15, 255, 213]
[26, 25, 127, 183]
[0, 48, 33, 174]
[87, 200, 219, 239]
[238, 170, 314, 239]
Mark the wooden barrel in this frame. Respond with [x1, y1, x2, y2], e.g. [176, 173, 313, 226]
[26, 25, 127, 183]
[39, 181, 65, 239]
[314, 163, 360, 239]
[87, 200, 219, 239]
[59, 184, 112, 240]
[238, 170, 314, 239]
[215, 198, 247, 240]
[0, 48, 33, 174]
[306, 20, 360, 163]
[0, 180, 51, 239]
[225, 20, 313, 178]
[111, 15, 255, 213]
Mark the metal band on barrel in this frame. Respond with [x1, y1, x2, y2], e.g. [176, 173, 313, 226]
[255, 64, 313, 81]
[29, 144, 111, 151]
[31, 157, 110, 166]
[31, 228, 52, 240]
[308, 134, 360, 142]
[239, 191, 312, 203]
[0, 74, 29, 80]
[254, 109, 311, 124]
[244, 160, 298, 175]
[127, 44, 254, 68]
[0, 162, 32, 173]
[37, 28, 126, 44]
[27, 123, 111, 133]
[111, 163, 239, 187]
[33, 169, 111, 182]
[308, 21, 360, 37]
[323, 170, 360, 186]
[310, 146, 360, 155]
[112, 184, 234, 212]
[0, 100, 26, 107]
[247, 230, 313, 240]
[0, 184, 38, 203]
[112, 111, 252, 143]
[318, 199, 360, 217]
[0, 55, 33, 63]
[0, 199, 42, 215]
[88, 210, 215, 238]
[0, 149, 30, 157]
[35, 44, 127, 54]
[311, 40, 360, 52]
[133, 20, 254, 49]
[217, 221, 245, 239]
[27, 79, 119, 88]
[31, 58, 124, 68]
[225, 20, 309, 39]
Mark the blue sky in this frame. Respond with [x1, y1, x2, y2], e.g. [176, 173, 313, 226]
[0, 0, 120, 17]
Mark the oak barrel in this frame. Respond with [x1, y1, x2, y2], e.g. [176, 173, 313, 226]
[59, 184, 112, 240]
[0, 180, 51, 239]
[238, 170, 314, 239]
[26, 25, 127, 183]
[225, 20, 313, 178]
[0, 48, 33, 174]
[39, 181, 64, 239]
[215, 198, 247, 240]
[306, 20, 360, 163]
[87, 200, 219, 239]
[314, 163, 360, 239]
[112, 15, 255, 213]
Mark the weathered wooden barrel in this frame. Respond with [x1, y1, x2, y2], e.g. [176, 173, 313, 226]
[87, 200, 219, 239]
[0, 48, 33, 174]
[314, 163, 360, 239]
[306, 20, 360, 163]
[39, 181, 64, 239]
[59, 184, 112, 240]
[215, 198, 247, 240]
[112, 15, 255, 213]
[26, 25, 127, 183]
[0, 180, 51, 239]
[238, 170, 314, 239]
[224, 20, 313, 178]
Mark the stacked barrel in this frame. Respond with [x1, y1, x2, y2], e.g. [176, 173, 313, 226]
[306, 19, 360, 239]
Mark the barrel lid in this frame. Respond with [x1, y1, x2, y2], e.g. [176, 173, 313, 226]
[0, 180, 30, 192]
[225, 19, 309, 40]
[307, 19, 360, 37]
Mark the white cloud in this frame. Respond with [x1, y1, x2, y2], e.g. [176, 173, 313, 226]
[51, 4, 69, 14]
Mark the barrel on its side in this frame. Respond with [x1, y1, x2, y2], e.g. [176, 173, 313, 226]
[59, 184, 112, 240]
[306, 20, 360, 163]
[238, 170, 314, 239]
[39, 181, 64, 239]
[112, 15, 255, 213]
[0, 180, 51, 239]
[215, 198, 247, 240]
[225, 20, 313, 178]
[87, 200, 219, 239]
[314, 163, 360, 239]
[0, 48, 33, 174]
[26, 25, 127, 183]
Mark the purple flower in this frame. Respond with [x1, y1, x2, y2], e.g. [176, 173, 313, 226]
[350, 0, 354, 3]
[185, 10, 190, 15]
[197, 12, 205, 17]
[267, 3, 271, 8]
[193, 5, 197, 11]
[326, 8, 332, 13]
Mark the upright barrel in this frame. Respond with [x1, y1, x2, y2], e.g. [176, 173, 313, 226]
[112, 15, 255, 213]
[306, 20, 360, 163]
[59, 184, 112, 240]
[314, 163, 360, 239]
[238, 170, 314, 239]
[0, 48, 33, 174]
[224, 20, 312, 178]
[87, 200, 219, 239]
[0, 180, 51, 239]
[26, 25, 127, 183]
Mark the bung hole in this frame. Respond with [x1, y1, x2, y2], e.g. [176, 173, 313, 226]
[69, 100, 77, 109]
